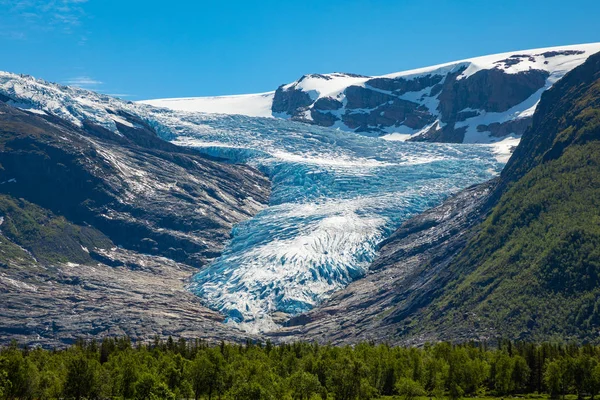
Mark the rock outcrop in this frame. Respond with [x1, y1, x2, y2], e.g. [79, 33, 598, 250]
[0, 97, 270, 346]
[267, 44, 600, 142]
[0, 101, 269, 267]
[272, 67, 549, 142]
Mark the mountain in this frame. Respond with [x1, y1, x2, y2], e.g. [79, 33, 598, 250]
[142, 43, 600, 144]
[3, 45, 600, 346]
[0, 78, 270, 345]
[0, 70, 503, 341]
[276, 49, 600, 344]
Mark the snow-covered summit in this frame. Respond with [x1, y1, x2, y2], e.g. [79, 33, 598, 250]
[141, 43, 600, 144]
[142, 92, 276, 118]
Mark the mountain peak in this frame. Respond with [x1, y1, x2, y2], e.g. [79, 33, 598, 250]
[141, 43, 600, 146]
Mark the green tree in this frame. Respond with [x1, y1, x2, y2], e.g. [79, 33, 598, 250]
[423, 356, 449, 399]
[494, 352, 514, 395]
[117, 353, 138, 399]
[464, 357, 489, 396]
[545, 360, 566, 400]
[587, 362, 600, 400]
[38, 369, 63, 400]
[289, 371, 323, 400]
[135, 372, 159, 400]
[0, 369, 10, 399]
[448, 381, 464, 400]
[231, 381, 271, 400]
[152, 381, 176, 400]
[189, 353, 213, 400]
[1, 349, 39, 400]
[63, 352, 100, 400]
[396, 377, 426, 400]
[511, 355, 531, 394]
[134, 372, 175, 400]
[327, 356, 371, 400]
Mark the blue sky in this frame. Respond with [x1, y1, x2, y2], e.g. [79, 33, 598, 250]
[1, 0, 599, 100]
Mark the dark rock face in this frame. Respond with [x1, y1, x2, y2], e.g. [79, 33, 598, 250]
[342, 98, 435, 133]
[310, 109, 339, 127]
[538, 50, 585, 58]
[409, 123, 467, 143]
[406, 68, 548, 143]
[0, 100, 270, 346]
[345, 86, 396, 109]
[309, 97, 345, 127]
[366, 74, 444, 95]
[437, 69, 548, 121]
[494, 54, 536, 68]
[477, 117, 532, 137]
[272, 85, 313, 117]
[313, 97, 343, 110]
[341, 85, 436, 132]
[456, 110, 480, 122]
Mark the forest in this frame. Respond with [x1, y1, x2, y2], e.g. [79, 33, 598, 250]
[0, 338, 599, 400]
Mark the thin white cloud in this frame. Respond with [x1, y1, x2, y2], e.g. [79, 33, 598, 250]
[64, 76, 102, 89]
[0, 0, 90, 37]
[63, 78, 134, 98]
[65, 76, 102, 86]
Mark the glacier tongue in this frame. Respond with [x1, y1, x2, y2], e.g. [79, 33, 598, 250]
[0, 71, 504, 332]
[163, 113, 503, 332]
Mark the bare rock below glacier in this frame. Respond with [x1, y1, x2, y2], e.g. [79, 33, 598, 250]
[271, 180, 497, 344]
[0, 101, 270, 267]
[0, 99, 270, 346]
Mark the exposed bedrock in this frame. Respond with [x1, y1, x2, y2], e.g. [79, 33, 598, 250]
[0, 101, 270, 268]
[437, 68, 549, 120]
[272, 67, 549, 139]
[0, 98, 271, 346]
[366, 74, 444, 95]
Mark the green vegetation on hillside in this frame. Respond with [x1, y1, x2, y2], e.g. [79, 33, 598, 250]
[406, 51, 600, 342]
[0, 194, 112, 265]
[425, 142, 600, 340]
[1, 339, 599, 400]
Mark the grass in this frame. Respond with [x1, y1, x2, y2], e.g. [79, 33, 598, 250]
[0, 194, 113, 265]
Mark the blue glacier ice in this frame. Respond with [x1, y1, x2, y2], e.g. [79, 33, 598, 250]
[152, 112, 504, 332]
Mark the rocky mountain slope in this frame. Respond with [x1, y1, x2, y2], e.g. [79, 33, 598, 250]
[0, 69, 503, 339]
[275, 49, 600, 344]
[0, 90, 270, 346]
[143, 43, 600, 144]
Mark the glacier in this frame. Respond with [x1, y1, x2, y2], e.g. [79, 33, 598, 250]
[159, 112, 504, 332]
[0, 71, 503, 333]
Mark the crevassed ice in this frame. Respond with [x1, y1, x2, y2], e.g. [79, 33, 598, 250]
[0, 74, 503, 333]
[159, 113, 503, 333]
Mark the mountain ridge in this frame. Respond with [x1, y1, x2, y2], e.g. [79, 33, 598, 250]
[142, 43, 600, 145]
[0, 90, 270, 346]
